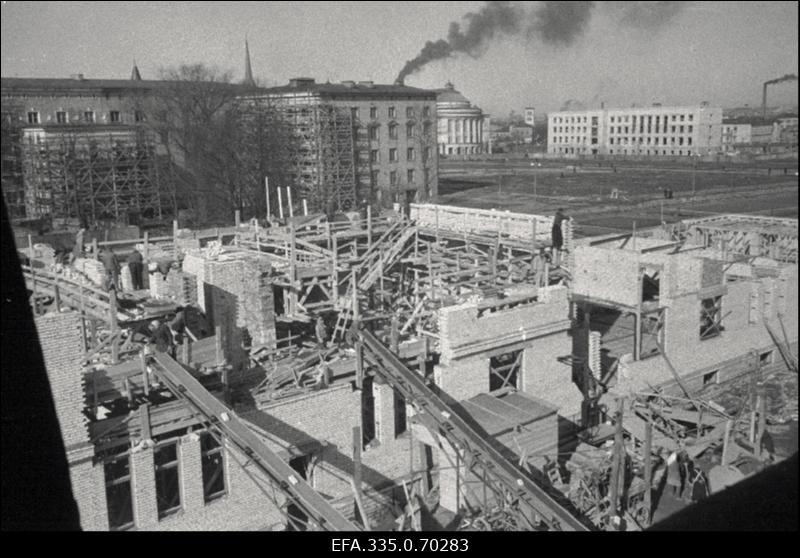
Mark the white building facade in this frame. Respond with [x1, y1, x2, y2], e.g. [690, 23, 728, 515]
[548, 104, 723, 157]
[721, 123, 752, 151]
[436, 82, 489, 156]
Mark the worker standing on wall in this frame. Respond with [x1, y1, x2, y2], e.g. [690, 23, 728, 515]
[551, 208, 568, 267]
[71, 227, 86, 265]
[100, 247, 121, 291]
[127, 248, 144, 291]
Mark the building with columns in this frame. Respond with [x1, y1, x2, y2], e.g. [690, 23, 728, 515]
[435, 82, 489, 156]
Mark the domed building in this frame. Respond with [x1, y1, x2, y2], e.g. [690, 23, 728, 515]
[436, 82, 489, 156]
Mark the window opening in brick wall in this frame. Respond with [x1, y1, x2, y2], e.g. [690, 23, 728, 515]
[702, 370, 719, 386]
[154, 442, 182, 519]
[104, 448, 135, 530]
[394, 389, 407, 437]
[699, 296, 724, 340]
[200, 432, 226, 503]
[110, 110, 121, 123]
[760, 350, 773, 365]
[56, 111, 68, 124]
[489, 349, 522, 392]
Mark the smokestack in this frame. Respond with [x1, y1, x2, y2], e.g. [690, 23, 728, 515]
[762, 82, 768, 120]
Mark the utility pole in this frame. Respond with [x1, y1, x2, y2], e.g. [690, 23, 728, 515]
[608, 397, 625, 530]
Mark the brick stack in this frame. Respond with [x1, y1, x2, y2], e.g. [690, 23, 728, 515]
[74, 258, 107, 287]
[120, 264, 133, 292]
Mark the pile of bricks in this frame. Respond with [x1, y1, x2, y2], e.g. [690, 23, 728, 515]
[74, 257, 107, 287]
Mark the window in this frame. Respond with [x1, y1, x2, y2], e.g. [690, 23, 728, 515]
[84, 111, 95, 123]
[134, 110, 145, 123]
[424, 146, 432, 162]
[104, 450, 134, 530]
[406, 122, 415, 138]
[422, 105, 431, 118]
[490, 350, 522, 391]
[389, 170, 397, 186]
[371, 170, 379, 186]
[388, 106, 396, 119]
[688, 114, 694, 121]
[201, 432, 226, 503]
[389, 148, 398, 162]
[406, 106, 415, 118]
[388, 123, 398, 140]
[394, 389, 407, 437]
[407, 169, 415, 183]
[423, 168, 430, 186]
[370, 149, 379, 163]
[406, 147, 415, 161]
[702, 370, 719, 386]
[688, 125, 693, 133]
[700, 296, 723, 340]
[370, 106, 378, 119]
[154, 442, 181, 518]
[351, 107, 360, 120]
[369, 125, 379, 140]
[423, 121, 432, 136]
[109, 111, 121, 123]
[56, 111, 68, 124]
[27, 111, 39, 124]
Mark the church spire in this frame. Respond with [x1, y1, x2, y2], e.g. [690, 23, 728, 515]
[131, 60, 142, 81]
[243, 39, 255, 87]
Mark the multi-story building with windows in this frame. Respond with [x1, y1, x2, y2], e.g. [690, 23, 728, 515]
[250, 78, 438, 210]
[547, 103, 723, 157]
[721, 123, 752, 152]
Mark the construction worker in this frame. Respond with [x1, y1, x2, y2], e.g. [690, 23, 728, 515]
[315, 316, 329, 347]
[71, 227, 86, 264]
[551, 208, 568, 267]
[149, 319, 175, 357]
[127, 248, 144, 291]
[100, 247, 121, 291]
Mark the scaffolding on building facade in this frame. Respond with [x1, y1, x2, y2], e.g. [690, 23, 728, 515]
[20, 126, 169, 224]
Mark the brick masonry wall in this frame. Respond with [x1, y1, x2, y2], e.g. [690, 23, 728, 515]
[521, 331, 582, 415]
[572, 246, 642, 307]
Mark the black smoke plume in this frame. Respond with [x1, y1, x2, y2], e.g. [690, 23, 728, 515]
[765, 74, 798, 86]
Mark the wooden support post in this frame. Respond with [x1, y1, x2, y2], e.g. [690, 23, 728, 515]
[643, 409, 653, 525]
[414, 229, 419, 258]
[53, 281, 61, 313]
[92, 237, 98, 257]
[140, 350, 150, 397]
[287, 187, 294, 218]
[352, 426, 371, 529]
[124, 377, 133, 404]
[173, 219, 179, 259]
[79, 289, 88, 356]
[531, 219, 537, 256]
[143, 231, 149, 261]
[181, 335, 191, 365]
[427, 248, 434, 300]
[109, 288, 119, 364]
[633, 310, 641, 361]
[355, 342, 364, 389]
[277, 187, 284, 220]
[632, 220, 637, 251]
[89, 318, 97, 347]
[608, 397, 625, 527]
[332, 234, 339, 304]
[215, 324, 223, 365]
[721, 419, 733, 466]
[755, 384, 767, 459]
[434, 206, 440, 244]
[367, 205, 372, 251]
[140, 402, 152, 442]
[351, 272, 359, 320]
[265, 177, 271, 220]
[303, 199, 308, 216]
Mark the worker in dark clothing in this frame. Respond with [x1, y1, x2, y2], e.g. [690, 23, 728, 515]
[149, 319, 175, 357]
[168, 309, 187, 346]
[315, 316, 328, 347]
[100, 247, 121, 291]
[552, 208, 568, 267]
[127, 248, 144, 291]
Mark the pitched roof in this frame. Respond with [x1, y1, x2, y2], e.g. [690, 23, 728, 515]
[257, 79, 437, 99]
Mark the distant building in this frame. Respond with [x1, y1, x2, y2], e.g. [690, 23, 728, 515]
[509, 124, 534, 144]
[721, 123, 752, 151]
[524, 107, 535, 126]
[435, 82, 489, 156]
[547, 104, 723, 157]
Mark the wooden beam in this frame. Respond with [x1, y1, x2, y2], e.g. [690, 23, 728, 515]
[352, 426, 371, 529]
[608, 397, 625, 528]
[643, 409, 653, 526]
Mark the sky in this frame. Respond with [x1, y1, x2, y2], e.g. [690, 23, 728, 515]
[1, 1, 797, 116]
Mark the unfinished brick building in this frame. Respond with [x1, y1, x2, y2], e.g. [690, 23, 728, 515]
[23, 205, 798, 531]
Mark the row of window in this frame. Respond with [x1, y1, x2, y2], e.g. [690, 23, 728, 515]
[552, 146, 696, 156]
[609, 125, 693, 134]
[370, 167, 430, 186]
[553, 113, 696, 126]
[369, 146, 432, 164]
[26, 109, 144, 125]
[104, 432, 225, 530]
[364, 121, 433, 140]
[353, 105, 432, 121]
[552, 135, 694, 146]
[553, 115, 600, 125]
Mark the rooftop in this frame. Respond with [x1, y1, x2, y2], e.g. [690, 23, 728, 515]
[256, 78, 436, 99]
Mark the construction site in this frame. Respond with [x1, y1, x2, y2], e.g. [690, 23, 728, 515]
[12, 186, 798, 531]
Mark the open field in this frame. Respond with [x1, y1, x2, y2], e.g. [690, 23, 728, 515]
[436, 161, 799, 236]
